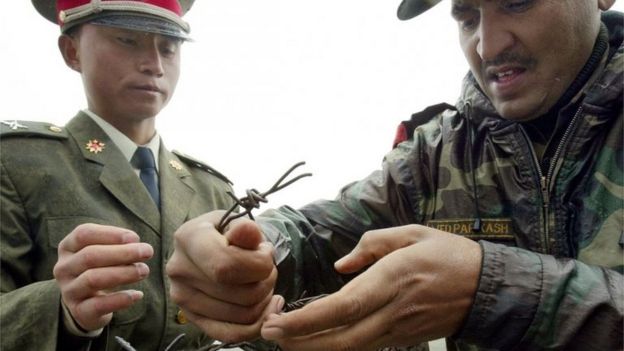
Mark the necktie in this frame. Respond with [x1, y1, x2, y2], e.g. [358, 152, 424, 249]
[131, 147, 160, 208]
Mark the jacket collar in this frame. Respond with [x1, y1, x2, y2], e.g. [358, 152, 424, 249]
[65, 112, 196, 236]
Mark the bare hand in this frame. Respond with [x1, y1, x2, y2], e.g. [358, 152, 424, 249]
[53, 224, 154, 331]
[166, 212, 282, 343]
[261, 224, 482, 351]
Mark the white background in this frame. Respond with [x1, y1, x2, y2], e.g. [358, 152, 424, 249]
[3, 1, 623, 208]
[2, 2, 622, 350]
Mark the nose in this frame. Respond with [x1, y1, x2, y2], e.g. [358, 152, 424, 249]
[138, 44, 165, 77]
[475, 9, 515, 62]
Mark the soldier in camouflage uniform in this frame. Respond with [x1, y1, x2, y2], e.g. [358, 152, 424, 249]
[0, 0, 243, 349]
[167, 0, 623, 350]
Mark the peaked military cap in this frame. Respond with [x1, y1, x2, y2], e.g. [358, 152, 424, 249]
[397, 0, 443, 20]
[32, 0, 195, 39]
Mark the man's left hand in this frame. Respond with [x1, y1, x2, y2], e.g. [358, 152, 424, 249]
[261, 224, 482, 351]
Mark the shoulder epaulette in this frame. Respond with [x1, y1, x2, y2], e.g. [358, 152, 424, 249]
[0, 120, 68, 140]
[172, 150, 233, 185]
[392, 103, 456, 148]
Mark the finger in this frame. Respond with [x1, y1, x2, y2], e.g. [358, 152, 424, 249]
[166, 238, 277, 306]
[207, 242, 275, 284]
[172, 264, 277, 306]
[170, 282, 274, 324]
[59, 224, 140, 253]
[183, 295, 284, 343]
[224, 218, 264, 250]
[335, 226, 423, 274]
[177, 232, 275, 285]
[57, 243, 153, 277]
[70, 289, 144, 331]
[270, 305, 394, 351]
[262, 279, 390, 340]
[63, 263, 150, 301]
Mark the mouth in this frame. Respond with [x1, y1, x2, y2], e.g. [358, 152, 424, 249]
[131, 84, 164, 94]
[484, 65, 529, 98]
[487, 67, 527, 84]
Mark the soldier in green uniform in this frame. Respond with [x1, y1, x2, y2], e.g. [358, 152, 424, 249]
[0, 0, 256, 349]
[166, 0, 623, 350]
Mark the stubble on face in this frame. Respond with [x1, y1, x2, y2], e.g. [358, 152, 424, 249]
[457, 0, 603, 121]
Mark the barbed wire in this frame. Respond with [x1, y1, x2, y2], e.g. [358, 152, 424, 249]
[217, 161, 312, 232]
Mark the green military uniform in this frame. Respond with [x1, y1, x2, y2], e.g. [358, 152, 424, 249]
[258, 12, 624, 351]
[0, 112, 235, 350]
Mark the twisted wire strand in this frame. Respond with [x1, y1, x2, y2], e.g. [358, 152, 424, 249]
[217, 161, 312, 232]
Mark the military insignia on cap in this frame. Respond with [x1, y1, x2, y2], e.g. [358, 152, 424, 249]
[169, 160, 184, 171]
[85, 139, 106, 154]
[1, 120, 28, 130]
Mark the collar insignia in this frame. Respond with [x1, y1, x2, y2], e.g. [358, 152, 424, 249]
[169, 160, 184, 171]
[85, 139, 106, 154]
[1, 120, 28, 130]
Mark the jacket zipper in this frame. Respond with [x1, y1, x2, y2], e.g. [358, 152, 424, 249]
[520, 105, 584, 253]
[520, 127, 549, 252]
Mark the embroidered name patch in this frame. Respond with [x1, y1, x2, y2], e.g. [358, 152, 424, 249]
[426, 218, 515, 240]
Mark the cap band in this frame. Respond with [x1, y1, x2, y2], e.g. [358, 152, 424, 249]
[57, 0, 189, 32]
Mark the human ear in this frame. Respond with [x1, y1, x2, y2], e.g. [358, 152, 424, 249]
[598, 0, 615, 11]
[58, 34, 81, 73]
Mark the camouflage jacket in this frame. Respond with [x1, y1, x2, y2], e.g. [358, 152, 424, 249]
[0, 113, 235, 350]
[259, 12, 623, 351]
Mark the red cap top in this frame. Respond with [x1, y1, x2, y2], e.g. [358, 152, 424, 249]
[33, 0, 193, 34]
[57, 0, 182, 23]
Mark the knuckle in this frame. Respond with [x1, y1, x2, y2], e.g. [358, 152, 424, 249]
[83, 270, 102, 290]
[236, 306, 263, 324]
[72, 224, 94, 244]
[80, 249, 98, 268]
[168, 286, 188, 306]
[343, 296, 364, 321]
[239, 284, 270, 306]
[359, 231, 374, 248]
[165, 258, 180, 278]
[212, 261, 235, 283]
[52, 262, 66, 280]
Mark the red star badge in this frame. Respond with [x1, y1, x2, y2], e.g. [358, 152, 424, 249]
[85, 139, 106, 154]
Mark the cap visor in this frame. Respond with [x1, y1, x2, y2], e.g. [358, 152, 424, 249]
[89, 13, 191, 40]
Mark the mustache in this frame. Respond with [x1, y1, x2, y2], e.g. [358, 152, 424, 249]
[482, 51, 537, 71]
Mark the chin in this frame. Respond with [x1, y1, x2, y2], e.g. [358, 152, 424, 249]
[492, 99, 545, 122]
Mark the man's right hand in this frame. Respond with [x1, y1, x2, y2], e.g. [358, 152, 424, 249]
[53, 224, 154, 332]
[166, 212, 282, 343]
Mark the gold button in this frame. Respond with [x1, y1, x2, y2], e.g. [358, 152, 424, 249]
[49, 126, 62, 133]
[176, 309, 187, 324]
[59, 10, 67, 22]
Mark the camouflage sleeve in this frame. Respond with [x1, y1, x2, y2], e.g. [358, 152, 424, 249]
[458, 241, 623, 350]
[258, 150, 418, 300]
[0, 162, 63, 350]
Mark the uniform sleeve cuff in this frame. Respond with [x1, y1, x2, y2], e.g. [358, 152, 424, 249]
[455, 241, 542, 349]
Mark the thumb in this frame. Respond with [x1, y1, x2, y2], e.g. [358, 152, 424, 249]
[224, 218, 264, 250]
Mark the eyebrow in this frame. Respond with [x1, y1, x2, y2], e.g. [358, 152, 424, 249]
[451, 2, 474, 19]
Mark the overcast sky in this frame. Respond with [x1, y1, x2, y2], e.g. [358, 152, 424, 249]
[3, 1, 622, 210]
